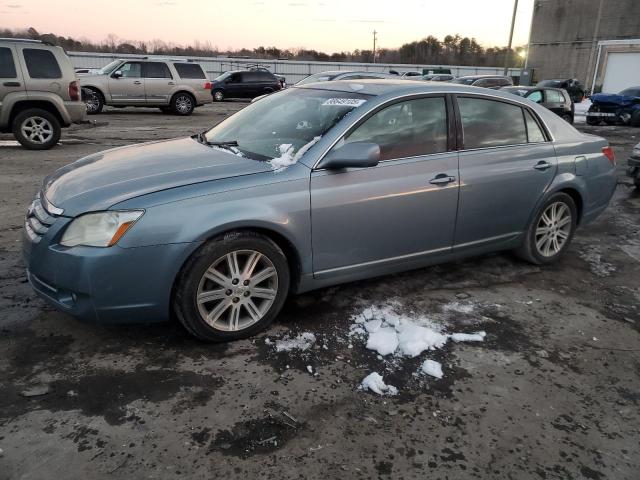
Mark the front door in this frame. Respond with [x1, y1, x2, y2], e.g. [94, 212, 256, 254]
[108, 62, 145, 104]
[311, 96, 460, 278]
[142, 62, 174, 104]
[453, 95, 557, 249]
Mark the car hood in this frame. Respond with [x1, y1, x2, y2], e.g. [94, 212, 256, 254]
[78, 74, 106, 84]
[43, 137, 273, 216]
[590, 93, 638, 106]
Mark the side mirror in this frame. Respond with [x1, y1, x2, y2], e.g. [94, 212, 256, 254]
[317, 142, 380, 170]
[112, 71, 122, 78]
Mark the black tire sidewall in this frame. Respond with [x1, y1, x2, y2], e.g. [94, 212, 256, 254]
[526, 193, 577, 265]
[12, 109, 61, 150]
[174, 232, 290, 341]
[171, 93, 195, 115]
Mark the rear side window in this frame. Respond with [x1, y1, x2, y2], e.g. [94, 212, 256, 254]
[144, 62, 172, 78]
[546, 90, 565, 103]
[0, 47, 17, 78]
[344, 97, 448, 160]
[23, 48, 61, 79]
[458, 97, 527, 149]
[524, 110, 546, 143]
[256, 71, 274, 81]
[173, 63, 206, 79]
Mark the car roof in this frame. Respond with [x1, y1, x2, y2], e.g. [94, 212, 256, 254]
[456, 74, 510, 80]
[296, 78, 524, 98]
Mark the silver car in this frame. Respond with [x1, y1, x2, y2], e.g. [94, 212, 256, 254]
[79, 59, 212, 115]
[24, 81, 617, 341]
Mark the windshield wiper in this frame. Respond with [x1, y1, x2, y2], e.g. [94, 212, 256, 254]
[207, 140, 239, 147]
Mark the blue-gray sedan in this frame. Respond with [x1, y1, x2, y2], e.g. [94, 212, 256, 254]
[23, 80, 617, 341]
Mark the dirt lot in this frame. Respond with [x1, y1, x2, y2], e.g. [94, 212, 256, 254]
[1, 104, 639, 480]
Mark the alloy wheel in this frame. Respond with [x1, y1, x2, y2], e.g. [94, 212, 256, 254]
[535, 201, 572, 257]
[86, 94, 100, 113]
[20, 116, 54, 144]
[196, 250, 278, 331]
[214, 91, 224, 101]
[175, 95, 192, 114]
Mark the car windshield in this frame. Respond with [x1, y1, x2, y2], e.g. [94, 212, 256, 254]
[451, 78, 475, 85]
[296, 73, 336, 85]
[204, 87, 370, 161]
[620, 87, 640, 97]
[97, 60, 122, 75]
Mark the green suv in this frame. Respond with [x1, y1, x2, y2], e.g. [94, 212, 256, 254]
[0, 38, 86, 150]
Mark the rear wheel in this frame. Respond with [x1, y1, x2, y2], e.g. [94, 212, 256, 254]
[561, 113, 573, 124]
[12, 109, 61, 150]
[631, 110, 640, 127]
[173, 232, 290, 341]
[170, 92, 195, 115]
[515, 192, 577, 265]
[586, 117, 600, 126]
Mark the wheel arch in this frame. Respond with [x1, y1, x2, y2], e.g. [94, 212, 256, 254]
[83, 85, 106, 102]
[9, 100, 65, 127]
[557, 187, 584, 224]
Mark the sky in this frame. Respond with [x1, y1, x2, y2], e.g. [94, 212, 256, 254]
[1, 0, 535, 53]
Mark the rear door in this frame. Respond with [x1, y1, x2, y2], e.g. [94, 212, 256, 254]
[453, 95, 557, 249]
[0, 45, 24, 111]
[311, 95, 460, 278]
[16, 46, 63, 96]
[108, 62, 145, 104]
[142, 62, 173, 104]
[544, 89, 566, 116]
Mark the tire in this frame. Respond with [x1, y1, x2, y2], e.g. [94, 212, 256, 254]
[631, 110, 640, 128]
[515, 192, 577, 265]
[212, 89, 225, 102]
[586, 117, 600, 126]
[173, 231, 290, 341]
[170, 92, 195, 115]
[561, 114, 573, 124]
[12, 108, 61, 150]
[85, 89, 104, 114]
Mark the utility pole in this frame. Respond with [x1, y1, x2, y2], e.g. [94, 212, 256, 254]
[503, 0, 519, 76]
[372, 30, 378, 63]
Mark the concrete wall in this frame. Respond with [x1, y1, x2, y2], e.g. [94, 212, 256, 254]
[527, 0, 640, 85]
[67, 51, 522, 84]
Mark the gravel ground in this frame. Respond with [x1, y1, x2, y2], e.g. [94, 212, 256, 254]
[1, 103, 639, 480]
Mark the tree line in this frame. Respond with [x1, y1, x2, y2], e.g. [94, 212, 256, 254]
[1, 28, 524, 67]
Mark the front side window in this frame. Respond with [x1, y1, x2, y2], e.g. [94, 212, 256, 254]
[0, 47, 17, 78]
[23, 49, 61, 79]
[144, 62, 172, 78]
[546, 90, 565, 103]
[340, 97, 448, 160]
[118, 62, 142, 78]
[205, 88, 370, 161]
[174, 63, 206, 79]
[458, 97, 527, 149]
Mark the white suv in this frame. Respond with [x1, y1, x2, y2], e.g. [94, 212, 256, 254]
[79, 59, 212, 115]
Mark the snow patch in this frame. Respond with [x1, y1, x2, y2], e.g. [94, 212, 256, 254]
[420, 360, 443, 379]
[269, 136, 321, 172]
[359, 372, 398, 396]
[450, 332, 486, 342]
[275, 332, 316, 352]
[442, 301, 475, 314]
[580, 247, 616, 277]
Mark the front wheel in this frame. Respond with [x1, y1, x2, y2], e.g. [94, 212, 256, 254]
[173, 232, 290, 341]
[84, 89, 103, 114]
[515, 193, 577, 265]
[171, 92, 195, 115]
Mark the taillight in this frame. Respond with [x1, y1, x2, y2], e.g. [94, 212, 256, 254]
[602, 146, 615, 165]
[204, 82, 212, 90]
[68, 81, 80, 101]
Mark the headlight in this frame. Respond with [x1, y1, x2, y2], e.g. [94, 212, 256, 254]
[633, 147, 640, 157]
[60, 210, 144, 247]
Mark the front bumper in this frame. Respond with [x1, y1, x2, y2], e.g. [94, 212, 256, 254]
[586, 109, 631, 124]
[22, 211, 201, 324]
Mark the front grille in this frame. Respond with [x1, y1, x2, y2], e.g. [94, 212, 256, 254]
[25, 192, 59, 243]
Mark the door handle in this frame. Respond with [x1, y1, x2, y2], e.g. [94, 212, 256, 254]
[429, 174, 456, 185]
[533, 161, 552, 171]
[168, 81, 175, 85]
[3, 81, 21, 87]
[133, 81, 142, 85]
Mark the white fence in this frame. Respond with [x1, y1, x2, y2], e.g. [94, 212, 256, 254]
[68, 51, 522, 84]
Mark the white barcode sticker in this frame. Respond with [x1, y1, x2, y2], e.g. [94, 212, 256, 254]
[322, 98, 367, 107]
